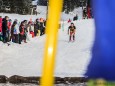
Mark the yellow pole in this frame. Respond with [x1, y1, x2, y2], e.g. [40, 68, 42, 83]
[40, 0, 63, 86]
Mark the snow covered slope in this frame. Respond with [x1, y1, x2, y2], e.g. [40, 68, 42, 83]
[61, 7, 83, 21]
[37, 6, 47, 15]
[0, 6, 83, 22]
[0, 13, 46, 22]
[0, 19, 95, 77]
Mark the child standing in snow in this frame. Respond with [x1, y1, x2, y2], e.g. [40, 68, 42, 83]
[68, 23, 76, 42]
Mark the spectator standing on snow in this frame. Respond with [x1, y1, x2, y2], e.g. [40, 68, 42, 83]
[11, 22, 15, 42]
[26, 22, 31, 40]
[23, 20, 28, 43]
[34, 19, 40, 36]
[0, 16, 2, 33]
[10, 19, 19, 42]
[12, 21, 19, 43]
[73, 15, 78, 21]
[7, 19, 12, 42]
[87, 7, 91, 19]
[39, 18, 45, 36]
[83, 8, 87, 19]
[68, 23, 76, 42]
[19, 22, 25, 44]
[30, 22, 35, 38]
[2, 16, 9, 43]
[0, 16, 2, 41]
[39, 22, 44, 36]
[27, 22, 34, 39]
[43, 20, 46, 34]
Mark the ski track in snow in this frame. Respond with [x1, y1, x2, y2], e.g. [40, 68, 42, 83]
[0, 19, 95, 77]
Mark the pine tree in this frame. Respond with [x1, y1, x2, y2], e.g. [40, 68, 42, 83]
[63, 0, 87, 14]
[38, 0, 47, 6]
[0, 0, 32, 14]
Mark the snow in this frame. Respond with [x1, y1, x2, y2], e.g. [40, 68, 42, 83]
[62, 7, 83, 21]
[0, 19, 95, 77]
[0, 83, 38, 86]
[0, 83, 86, 86]
[0, 7, 83, 22]
[0, 6, 48, 22]
[32, 1, 38, 5]
[36, 6, 47, 15]
[0, 13, 46, 22]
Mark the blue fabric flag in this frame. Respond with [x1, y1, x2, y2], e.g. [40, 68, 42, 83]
[85, 0, 115, 81]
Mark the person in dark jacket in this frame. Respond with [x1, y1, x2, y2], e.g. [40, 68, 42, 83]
[34, 19, 40, 36]
[43, 20, 46, 34]
[11, 21, 19, 43]
[2, 16, 9, 43]
[39, 18, 45, 36]
[83, 8, 87, 19]
[19, 22, 25, 44]
[73, 15, 78, 21]
[39, 22, 44, 36]
[23, 20, 28, 43]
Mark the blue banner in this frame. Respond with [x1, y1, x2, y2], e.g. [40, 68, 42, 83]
[85, 0, 115, 81]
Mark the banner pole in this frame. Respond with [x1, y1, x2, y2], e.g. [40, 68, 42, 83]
[40, 0, 63, 86]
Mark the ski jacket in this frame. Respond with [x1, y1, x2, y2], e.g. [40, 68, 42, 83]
[0, 18, 2, 32]
[2, 18, 8, 33]
[87, 7, 91, 18]
[8, 21, 12, 30]
[68, 19, 71, 23]
[13, 24, 19, 34]
[19, 25, 25, 35]
[34, 22, 40, 30]
[68, 26, 76, 33]
[39, 22, 44, 30]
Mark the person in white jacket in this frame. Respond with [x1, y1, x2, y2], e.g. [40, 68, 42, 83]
[26, 22, 34, 41]
[12, 21, 20, 43]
